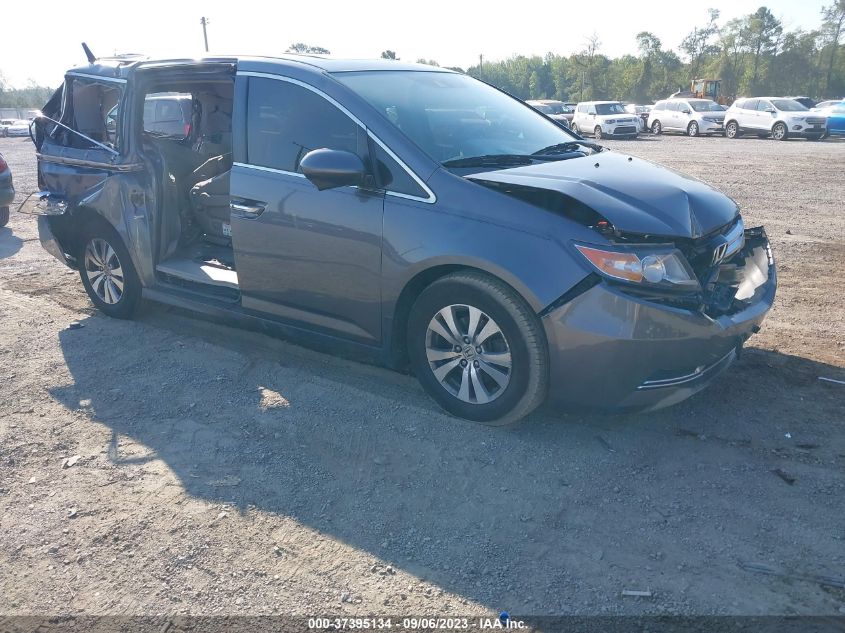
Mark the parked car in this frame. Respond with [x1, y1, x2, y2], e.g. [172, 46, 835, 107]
[143, 95, 194, 136]
[814, 99, 844, 110]
[812, 100, 845, 136]
[525, 100, 572, 128]
[3, 119, 31, 138]
[1, 119, 16, 137]
[0, 151, 13, 227]
[624, 104, 652, 132]
[648, 98, 725, 136]
[725, 97, 826, 140]
[571, 101, 639, 139]
[29, 54, 775, 425]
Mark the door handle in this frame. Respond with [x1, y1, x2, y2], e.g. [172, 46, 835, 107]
[230, 201, 266, 219]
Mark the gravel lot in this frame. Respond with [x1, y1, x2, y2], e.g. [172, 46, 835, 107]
[0, 134, 843, 618]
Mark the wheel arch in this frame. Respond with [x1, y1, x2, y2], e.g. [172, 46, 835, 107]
[386, 261, 544, 370]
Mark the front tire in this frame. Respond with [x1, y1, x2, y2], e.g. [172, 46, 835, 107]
[772, 122, 788, 141]
[687, 121, 699, 137]
[78, 223, 141, 319]
[0, 206, 9, 228]
[651, 120, 662, 135]
[570, 122, 579, 134]
[594, 126, 603, 139]
[407, 271, 548, 426]
[726, 121, 739, 139]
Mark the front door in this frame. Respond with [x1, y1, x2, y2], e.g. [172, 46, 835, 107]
[229, 74, 384, 344]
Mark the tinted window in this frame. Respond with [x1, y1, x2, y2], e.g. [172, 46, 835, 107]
[156, 99, 187, 122]
[372, 142, 427, 198]
[595, 103, 626, 115]
[771, 99, 808, 111]
[247, 77, 359, 172]
[689, 100, 722, 112]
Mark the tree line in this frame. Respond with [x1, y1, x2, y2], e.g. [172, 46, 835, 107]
[386, 3, 845, 103]
[465, 4, 845, 103]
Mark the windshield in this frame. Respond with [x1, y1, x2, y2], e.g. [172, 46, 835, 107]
[772, 99, 808, 112]
[335, 70, 577, 163]
[595, 103, 626, 115]
[546, 103, 568, 114]
[689, 100, 723, 112]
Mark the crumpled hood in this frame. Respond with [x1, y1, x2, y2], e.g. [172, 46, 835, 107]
[469, 152, 739, 239]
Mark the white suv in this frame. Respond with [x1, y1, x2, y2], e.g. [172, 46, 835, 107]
[648, 98, 725, 136]
[571, 101, 639, 139]
[725, 97, 827, 141]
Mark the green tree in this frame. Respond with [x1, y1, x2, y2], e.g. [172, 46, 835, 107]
[820, 0, 845, 94]
[380, 50, 398, 60]
[681, 9, 721, 79]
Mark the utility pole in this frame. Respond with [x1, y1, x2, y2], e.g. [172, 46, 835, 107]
[479, 54, 483, 68]
[200, 17, 210, 52]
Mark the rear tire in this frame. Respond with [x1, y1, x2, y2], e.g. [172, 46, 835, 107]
[78, 221, 141, 319]
[772, 122, 788, 141]
[0, 206, 9, 228]
[570, 122, 579, 134]
[651, 120, 662, 135]
[726, 121, 739, 139]
[407, 271, 548, 426]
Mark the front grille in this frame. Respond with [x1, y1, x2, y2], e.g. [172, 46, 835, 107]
[613, 126, 637, 134]
[806, 117, 826, 125]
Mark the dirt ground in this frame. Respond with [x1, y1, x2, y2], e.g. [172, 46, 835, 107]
[0, 133, 843, 619]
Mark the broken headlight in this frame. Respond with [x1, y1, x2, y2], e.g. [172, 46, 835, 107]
[574, 243, 700, 290]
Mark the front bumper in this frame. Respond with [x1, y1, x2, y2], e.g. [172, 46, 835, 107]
[699, 119, 725, 134]
[542, 229, 776, 411]
[788, 122, 826, 136]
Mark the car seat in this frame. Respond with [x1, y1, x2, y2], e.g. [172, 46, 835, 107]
[189, 153, 232, 244]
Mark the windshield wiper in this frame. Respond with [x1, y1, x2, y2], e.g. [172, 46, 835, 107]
[532, 140, 604, 156]
[442, 154, 534, 168]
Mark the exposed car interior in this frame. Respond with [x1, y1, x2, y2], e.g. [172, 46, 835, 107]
[134, 68, 237, 297]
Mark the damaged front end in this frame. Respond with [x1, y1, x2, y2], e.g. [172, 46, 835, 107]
[605, 220, 776, 319]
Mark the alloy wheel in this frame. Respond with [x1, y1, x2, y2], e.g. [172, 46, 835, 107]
[652, 121, 661, 134]
[594, 126, 603, 139]
[425, 304, 512, 405]
[726, 122, 738, 138]
[772, 123, 786, 140]
[84, 238, 125, 305]
[688, 122, 699, 137]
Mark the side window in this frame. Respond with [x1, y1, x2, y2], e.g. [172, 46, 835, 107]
[247, 77, 359, 173]
[653, 102, 665, 111]
[52, 78, 123, 150]
[588, 106, 596, 115]
[744, 99, 759, 111]
[757, 100, 772, 111]
[371, 142, 427, 199]
[666, 102, 678, 112]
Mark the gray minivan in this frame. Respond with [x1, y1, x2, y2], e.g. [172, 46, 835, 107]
[27, 52, 776, 425]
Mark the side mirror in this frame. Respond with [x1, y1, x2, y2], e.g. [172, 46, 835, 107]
[682, 109, 691, 114]
[300, 148, 366, 191]
[766, 107, 776, 113]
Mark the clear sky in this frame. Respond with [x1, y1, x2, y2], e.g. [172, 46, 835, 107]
[0, 0, 830, 88]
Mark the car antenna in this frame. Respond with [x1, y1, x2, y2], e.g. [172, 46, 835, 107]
[82, 42, 97, 63]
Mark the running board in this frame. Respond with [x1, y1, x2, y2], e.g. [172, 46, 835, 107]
[156, 258, 239, 290]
